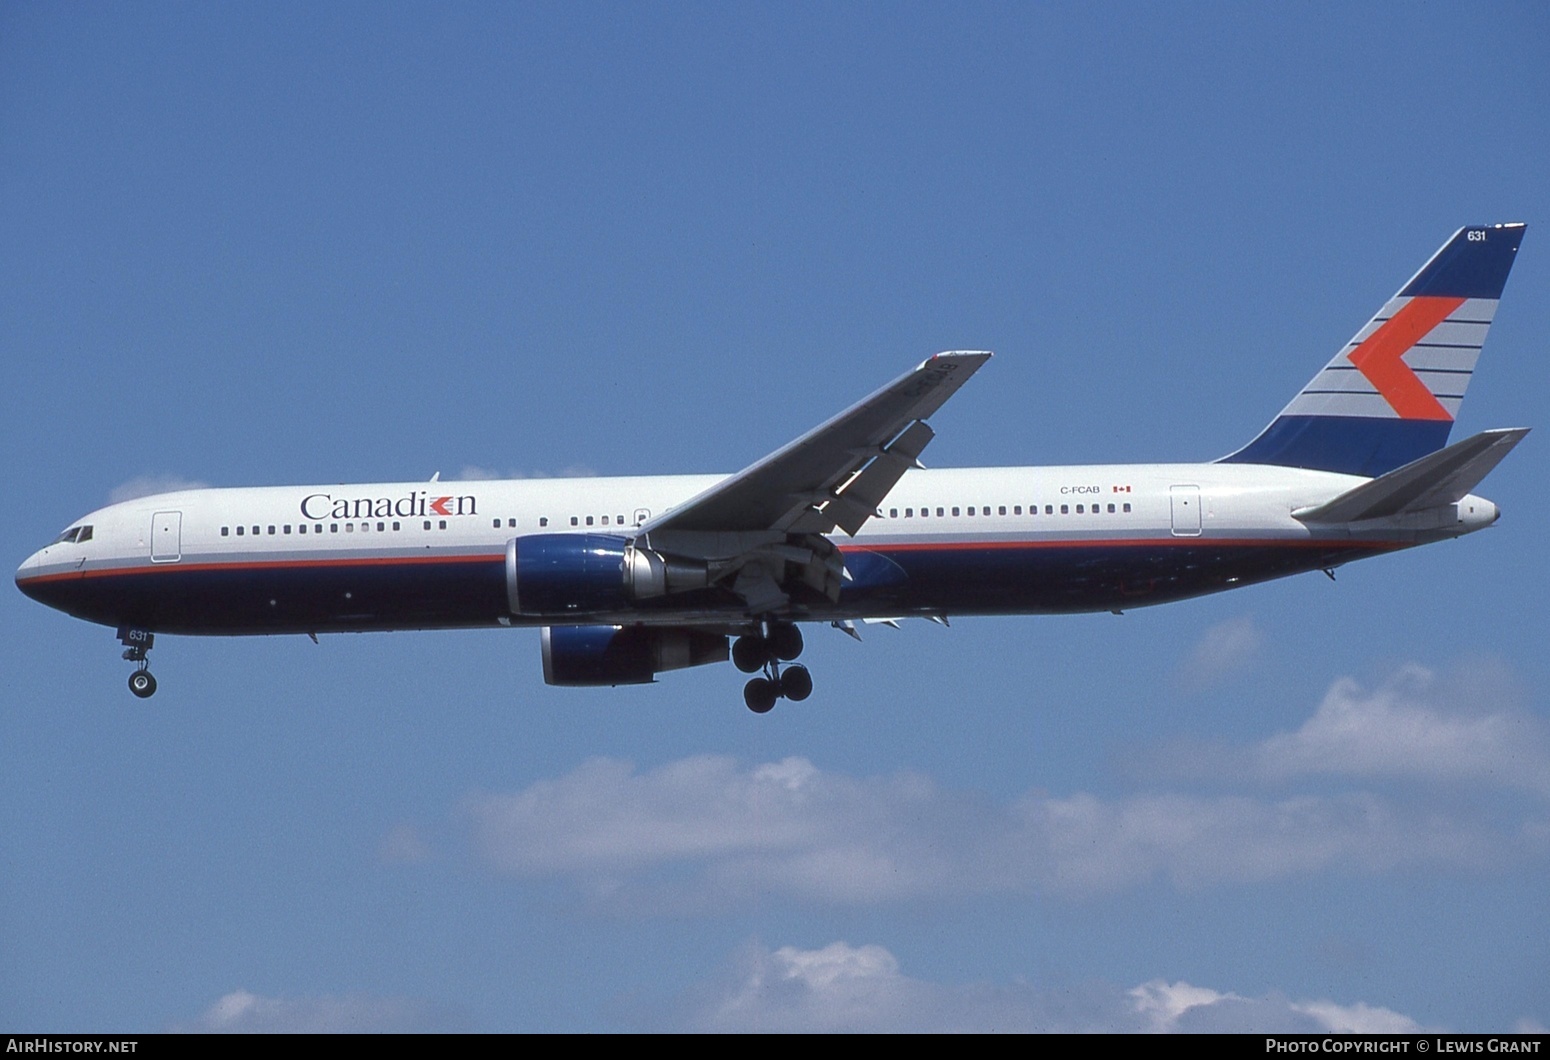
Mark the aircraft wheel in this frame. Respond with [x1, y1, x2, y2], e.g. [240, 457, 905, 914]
[732, 636, 766, 673]
[743, 677, 778, 713]
[768, 623, 803, 661]
[128, 670, 157, 699]
[779, 664, 812, 702]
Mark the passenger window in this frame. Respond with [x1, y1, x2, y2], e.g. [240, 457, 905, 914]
[965, 507, 973, 517]
[509, 518, 517, 528]
[1123, 503, 1132, 513]
[1076, 505, 1084, 514]
[346, 523, 354, 533]
[378, 522, 385, 531]
[1060, 505, 1069, 514]
[331, 524, 339, 533]
[952, 507, 960, 517]
[493, 519, 501, 528]
[236, 526, 244, 536]
[586, 516, 594, 526]
[284, 525, 291, 534]
[540, 517, 548, 528]
[1107, 504, 1115, 513]
[570, 517, 579, 527]
[616, 515, 624, 524]
[1045, 505, 1054, 515]
[439, 520, 447, 530]
[393, 522, 401, 531]
[222, 527, 230, 537]
[315, 525, 322, 534]
[936, 507, 944, 517]
[1013, 506, 1021, 515]
[889, 508, 897, 518]
[423, 521, 431, 530]
[252, 526, 260, 536]
[999, 506, 1007, 516]
[299, 525, 306, 534]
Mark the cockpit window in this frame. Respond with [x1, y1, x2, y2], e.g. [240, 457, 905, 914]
[77, 525, 92, 542]
[50, 525, 94, 545]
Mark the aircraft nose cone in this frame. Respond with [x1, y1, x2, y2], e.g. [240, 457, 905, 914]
[16, 549, 47, 601]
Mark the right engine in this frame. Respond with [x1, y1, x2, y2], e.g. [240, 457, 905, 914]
[541, 624, 729, 686]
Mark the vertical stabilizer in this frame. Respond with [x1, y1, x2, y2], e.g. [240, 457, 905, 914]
[1220, 224, 1525, 477]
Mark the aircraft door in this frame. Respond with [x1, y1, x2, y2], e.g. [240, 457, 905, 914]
[1169, 486, 1201, 537]
[151, 511, 182, 562]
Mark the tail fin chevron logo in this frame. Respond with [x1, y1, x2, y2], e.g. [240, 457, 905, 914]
[1222, 224, 1525, 477]
[1346, 295, 1464, 421]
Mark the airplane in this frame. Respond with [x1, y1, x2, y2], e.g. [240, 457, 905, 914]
[16, 224, 1528, 713]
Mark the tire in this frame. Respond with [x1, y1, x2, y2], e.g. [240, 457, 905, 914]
[732, 636, 766, 673]
[743, 677, 777, 713]
[768, 623, 803, 661]
[779, 664, 812, 702]
[128, 671, 157, 699]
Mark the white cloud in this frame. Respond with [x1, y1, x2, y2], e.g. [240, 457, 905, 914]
[108, 474, 210, 503]
[1244, 663, 1550, 796]
[459, 752, 1507, 907]
[172, 989, 465, 1033]
[443, 663, 1548, 907]
[683, 941, 1423, 1033]
[1178, 614, 1263, 688]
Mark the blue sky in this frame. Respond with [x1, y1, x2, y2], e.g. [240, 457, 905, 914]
[4, 2, 1548, 1032]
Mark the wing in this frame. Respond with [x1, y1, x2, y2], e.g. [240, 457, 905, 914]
[641, 351, 992, 537]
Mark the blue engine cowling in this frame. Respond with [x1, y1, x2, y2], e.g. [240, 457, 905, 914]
[506, 534, 633, 616]
[541, 625, 730, 686]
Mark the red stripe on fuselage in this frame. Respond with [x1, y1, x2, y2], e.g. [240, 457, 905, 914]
[850, 537, 1405, 553]
[16, 551, 506, 585]
[15, 537, 1408, 590]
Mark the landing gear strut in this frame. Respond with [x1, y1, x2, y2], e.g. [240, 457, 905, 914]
[117, 626, 157, 699]
[735, 622, 811, 713]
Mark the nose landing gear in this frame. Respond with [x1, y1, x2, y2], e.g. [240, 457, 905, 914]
[734, 622, 812, 713]
[117, 626, 157, 699]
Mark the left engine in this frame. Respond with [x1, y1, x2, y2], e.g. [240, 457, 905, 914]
[505, 534, 708, 617]
[541, 624, 729, 686]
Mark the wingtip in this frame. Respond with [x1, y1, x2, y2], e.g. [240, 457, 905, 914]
[921, 350, 994, 369]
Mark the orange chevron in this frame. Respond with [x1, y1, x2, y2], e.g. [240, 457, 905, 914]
[1347, 295, 1463, 420]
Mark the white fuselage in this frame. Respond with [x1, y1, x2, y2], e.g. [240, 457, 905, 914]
[15, 462, 1499, 637]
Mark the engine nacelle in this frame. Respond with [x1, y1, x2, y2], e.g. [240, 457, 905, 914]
[506, 534, 710, 616]
[541, 625, 730, 686]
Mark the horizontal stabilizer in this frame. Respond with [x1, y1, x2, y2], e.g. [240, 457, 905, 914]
[1293, 428, 1528, 523]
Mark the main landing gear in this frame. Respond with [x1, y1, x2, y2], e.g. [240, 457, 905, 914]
[117, 626, 157, 699]
[733, 621, 812, 714]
